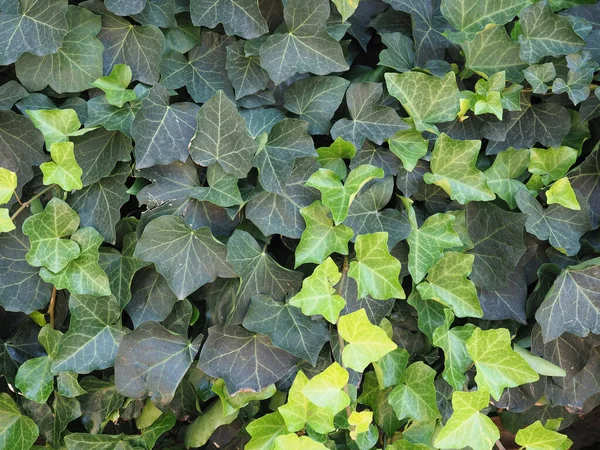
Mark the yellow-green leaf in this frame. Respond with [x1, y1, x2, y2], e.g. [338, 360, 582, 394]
[40, 142, 83, 191]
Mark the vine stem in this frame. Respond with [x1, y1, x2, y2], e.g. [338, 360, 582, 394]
[48, 286, 57, 329]
[10, 184, 56, 221]
[335, 256, 353, 420]
[495, 440, 507, 450]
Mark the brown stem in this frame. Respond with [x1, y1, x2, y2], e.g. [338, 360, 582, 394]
[13, 190, 23, 206]
[335, 256, 353, 419]
[48, 286, 57, 329]
[10, 184, 56, 221]
[495, 440, 507, 450]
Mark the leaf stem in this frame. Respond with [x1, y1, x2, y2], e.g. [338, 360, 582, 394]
[48, 286, 57, 329]
[495, 440, 507, 450]
[10, 184, 56, 221]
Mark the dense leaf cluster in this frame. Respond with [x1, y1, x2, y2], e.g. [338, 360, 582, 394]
[1, 0, 600, 449]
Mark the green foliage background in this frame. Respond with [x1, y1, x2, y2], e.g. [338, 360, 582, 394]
[0, 0, 599, 449]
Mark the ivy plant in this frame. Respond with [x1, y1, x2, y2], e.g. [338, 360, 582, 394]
[1, 1, 599, 450]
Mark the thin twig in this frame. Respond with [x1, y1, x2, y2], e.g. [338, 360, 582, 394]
[48, 286, 57, 329]
[13, 190, 23, 206]
[495, 440, 507, 450]
[10, 184, 56, 221]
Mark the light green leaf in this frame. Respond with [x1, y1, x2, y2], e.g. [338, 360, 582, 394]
[259, 0, 348, 85]
[432, 309, 476, 390]
[518, 1, 585, 64]
[461, 24, 527, 83]
[524, 63, 557, 95]
[22, 197, 81, 273]
[331, 82, 408, 149]
[484, 147, 530, 209]
[513, 344, 566, 377]
[546, 177, 581, 210]
[52, 294, 126, 374]
[40, 142, 83, 191]
[434, 390, 500, 450]
[388, 128, 428, 172]
[338, 308, 398, 372]
[441, 0, 528, 34]
[0, 208, 15, 232]
[423, 133, 495, 204]
[134, 215, 236, 300]
[388, 362, 441, 421]
[302, 362, 350, 415]
[295, 200, 354, 267]
[15, 6, 103, 94]
[529, 146, 578, 185]
[348, 410, 372, 439]
[289, 257, 346, 324]
[92, 64, 137, 108]
[401, 197, 462, 283]
[348, 232, 404, 300]
[25, 108, 81, 148]
[190, 0, 268, 39]
[515, 420, 572, 450]
[243, 294, 329, 365]
[467, 327, 540, 401]
[0, 0, 68, 66]
[417, 252, 483, 318]
[0, 168, 17, 204]
[40, 227, 111, 296]
[332, 0, 360, 22]
[283, 76, 350, 135]
[115, 322, 201, 408]
[274, 433, 328, 450]
[306, 165, 384, 224]
[15, 356, 53, 403]
[0, 393, 39, 450]
[246, 411, 288, 450]
[189, 90, 257, 179]
[385, 71, 460, 133]
[373, 348, 409, 390]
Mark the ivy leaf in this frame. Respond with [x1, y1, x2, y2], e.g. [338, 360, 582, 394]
[0, 393, 39, 450]
[134, 215, 236, 300]
[243, 294, 330, 365]
[295, 200, 354, 267]
[189, 90, 257, 179]
[84, 1, 164, 84]
[226, 230, 303, 324]
[434, 390, 500, 450]
[385, 71, 460, 133]
[515, 420, 571, 450]
[373, 347, 409, 389]
[348, 232, 404, 300]
[105, 0, 146, 15]
[515, 189, 591, 256]
[131, 84, 199, 169]
[246, 157, 320, 239]
[0, 0, 68, 66]
[519, 1, 585, 64]
[432, 310, 476, 390]
[0, 215, 52, 313]
[478, 270, 528, 324]
[226, 40, 270, 100]
[388, 361, 441, 421]
[40, 142, 83, 191]
[190, 164, 243, 208]
[423, 133, 495, 204]
[199, 325, 298, 393]
[306, 165, 384, 224]
[77, 377, 124, 434]
[284, 76, 350, 135]
[529, 146, 578, 185]
[246, 411, 288, 450]
[535, 259, 600, 342]
[331, 82, 408, 149]
[22, 198, 80, 273]
[254, 118, 317, 195]
[52, 294, 126, 374]
[0, 209, 14, 233]
[338, 308, 397, 372]
[0, 168, 17, 204]
[289, 257, 346, 324]
[40, 227, 111, 297]
[484, 147, 530, 209]
[417, 252, 483, 318]
[241, 108, 286, 138]
[190, 0, 268, 39]
[15, 5, 103, 94]
[465, 201, 527, 290]
[274, 434, 328, 450]
[441, 0, 528, 34]
[467, 327, 540, 401]
[15, 356, 53, 403]
[552, 51, 598, 105]
[388, 129, 428, 172]
[25, 108, 81, 149]
[568, 147, 600, 218]
[115, 321, 201, 408]
[461, 25, 527, 82]
[546, 177, 581, 210]
[91, 64, 137, 108]
[259, 0, 348, 84]
[524, 63, 557, 95]
[302, 362, 350, 414]
[402, 197, 462, 283]
[378, 32, 415, 72]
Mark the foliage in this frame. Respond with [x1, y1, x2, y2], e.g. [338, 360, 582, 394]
[1, 1, 599, 449]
